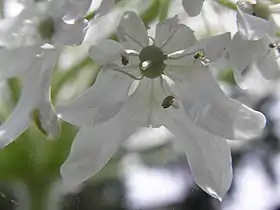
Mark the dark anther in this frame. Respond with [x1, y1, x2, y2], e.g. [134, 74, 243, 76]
[269, 43, 277, 48]
[162, 96, 175, 109]
[193, 51, 203, 60]
[121, 55, 129, 65]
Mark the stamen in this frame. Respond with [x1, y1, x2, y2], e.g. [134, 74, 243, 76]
[149, 36, 155, 45]
[159, 76, 179, 109]
[269, 43, 277, 48]
[125, 50, 139, 56]
[111, 67, 143, 80]
[161, 95, 179, 109]
[141, 60, 152, 71]
[168, 49, 210, 66]
[268, 42, 280, 55]
[121, 54, 129, 65]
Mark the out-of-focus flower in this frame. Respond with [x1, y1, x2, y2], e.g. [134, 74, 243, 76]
[2, 0, 89, 47]
[236, 0, 279, 40]
[182, 0, 206, 17]
[58, 11, 266, 200]
[229, 1, 280, 88]
[230, 32, 280, 88]
[0, 46, 60, 147]
[0, 0, 91, 147]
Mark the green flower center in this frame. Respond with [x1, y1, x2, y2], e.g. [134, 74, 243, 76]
[139, 45, 167, 78]
[37, 18, 55, 40]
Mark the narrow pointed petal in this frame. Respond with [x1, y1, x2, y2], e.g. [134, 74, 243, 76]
[61, 79, 153, 189]
[237, 5, 271, 40]
[155, 16, 197, 53]
[159, 95, 232, 200]
[116, 11, 149, 51]
[56, 68, 133, 127]
[182, 0, 205, 17]
[165, 67, 266, 140]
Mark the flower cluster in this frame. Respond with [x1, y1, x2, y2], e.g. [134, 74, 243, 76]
[0, 0, 279, 201]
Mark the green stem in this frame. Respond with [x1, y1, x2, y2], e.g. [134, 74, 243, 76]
[28, 182, 50, 210]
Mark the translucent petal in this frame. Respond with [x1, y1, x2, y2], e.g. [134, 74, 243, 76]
[116, 11, 149, 51]
[88, 39, 126, 65]
[53, 20, 87, 46]
[255, 48, 280, 80]
[155, 16, 197, 53]
[182, 0, 205, 17]
[230, 32, 265, 76]
[61, 79, 154, 189]
[166, 33, 230, 68]
[165, 67, 266, 140]
[237, 5, 271, 40]
[56, 68, 133, 127]
[0, 46, 41, 80]
[190, 32, 231, 62]
[159, 95, 232, 200]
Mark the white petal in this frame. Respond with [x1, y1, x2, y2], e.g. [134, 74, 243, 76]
[61, 79, 154, 189]
[56, 68, 133, 126]
[88, 39, 126, 65]
[123, 126, 173, 152]
[155, 16, 197, 53]
[53, 20, 87, 46]
[166, 33, 231, 68]
[159, 96, 232, 200]
[165, 67, 266, 140]
[0, 49, 59, 147]
[182, 0, 205, 17]
[230, 32, 265, 76]
[95, 0, 115, 17]
[116, 11, 149, 51]
[237, 5, 271, 40]
[0, 46, 41, 80]
[191, 32, 231, 62]
[255, 49, 280, 80]
[233, 63, 271, 91]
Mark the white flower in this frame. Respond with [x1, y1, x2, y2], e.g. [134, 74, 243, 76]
[3, 0, 89, 47]
[57, 11, 266, 199]
[182, 0, 206, 17]
[236, 0, 279, 40]
[0, 46, 60, 147]
[229, 1, 280, 88]
[230, 31, 280, 88]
